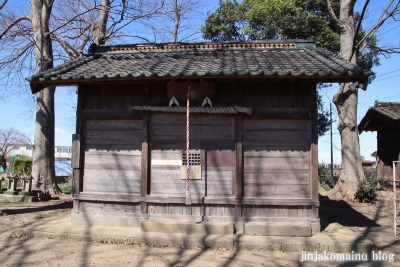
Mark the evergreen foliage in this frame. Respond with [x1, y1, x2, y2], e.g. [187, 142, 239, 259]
[12, 157, 33, 177]
[354, 178, 378, 203]
[202, 0, 380, 138]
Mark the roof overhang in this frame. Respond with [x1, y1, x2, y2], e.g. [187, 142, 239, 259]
[26, 40, 373, 94]
[359, 103, 400, 133]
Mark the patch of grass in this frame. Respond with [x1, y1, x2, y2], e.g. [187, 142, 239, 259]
[58, 183, 73, 194]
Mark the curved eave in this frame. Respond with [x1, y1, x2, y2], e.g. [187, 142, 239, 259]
[359, 108, 400, 134]
[28, 73, 370, 94]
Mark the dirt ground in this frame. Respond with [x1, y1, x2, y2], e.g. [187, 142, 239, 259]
[0, 191, 399, 267]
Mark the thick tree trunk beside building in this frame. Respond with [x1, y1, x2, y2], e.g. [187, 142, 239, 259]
[32, 87, 57, 194]
[30, 0, 59, 195]
[327, 0, 364, 201]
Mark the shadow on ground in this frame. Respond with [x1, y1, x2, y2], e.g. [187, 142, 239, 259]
[1, 200, 72, 215]
[319, 194, 381, 230]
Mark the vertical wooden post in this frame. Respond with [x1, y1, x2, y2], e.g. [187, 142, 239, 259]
[141, 111, 150, 214]
[235, 83, 243, 217]
[72, 134, 81, 194]
[310, 83, 319, 203]
[235, 114, 243, 202]
[73, 85, 84, 195]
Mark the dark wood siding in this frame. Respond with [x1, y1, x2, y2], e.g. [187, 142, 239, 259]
[377, 125, 400, 181]
[82, 120, 142, 193]
[150, 113, 235, 197]
[74, 81, 319, 223]
[243, 119, 311, 198]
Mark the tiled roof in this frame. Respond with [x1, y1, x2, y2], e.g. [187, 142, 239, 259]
[26, 40, 372, 93]
[358, 101, 400, 133]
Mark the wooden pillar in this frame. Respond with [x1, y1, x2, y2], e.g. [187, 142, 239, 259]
[73, 85, 84, 195]
[141, 111, 150, 213]
[310, 83, 319, 203]
[72, 134, 81, 194]
[235, 114, 243, 201]
[235, 84, 243, 217]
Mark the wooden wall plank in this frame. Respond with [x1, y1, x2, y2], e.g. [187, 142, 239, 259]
[79, 201, 141, 216]
[244, 150, 309, 158]
[241, 205, 313, 218]
[82, 83, 147, 110]
[149, 113, 234, 197]
[151, 128, 233, 140]
[85, 129, 142, 141]
[84, 154, 141, 164]
[83, 180, 141, 193]
[244, 184, 309, 198]
[84, 163, 141, 171]
[84, 169, 141, 180]
[85, 149, 142, 156]
[150, 113, 232, 125]
[84, 120, 143, 130]
[244, 158, 310, 170]
[82, 109, 142, 119]
[243, 130, 309, 141]
[243, 119, 308, 130]
[150, 167, 233, 196]
[244, 172, 309, 184]
[151, 140, 186, 150]
[151, 150, 182, 160]
[242, 115, 311, 199]
[83, 119, 142, 194]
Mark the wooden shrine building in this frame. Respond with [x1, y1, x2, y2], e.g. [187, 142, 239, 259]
[27, 40, 371, 236]
[359, 101, 400, 184]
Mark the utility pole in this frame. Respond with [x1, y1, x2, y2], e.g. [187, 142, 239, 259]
[330, 103, 333, 178]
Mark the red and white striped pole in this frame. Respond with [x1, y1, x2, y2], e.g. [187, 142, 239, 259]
[185, 87, 192, 205]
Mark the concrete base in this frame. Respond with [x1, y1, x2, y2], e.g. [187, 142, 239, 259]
[71, 213, 147, 228]
[0, 194, 38, 203]
[15, 214, 376, 252]
[141, 220, 235, 235]
[244, 222, 312, 237]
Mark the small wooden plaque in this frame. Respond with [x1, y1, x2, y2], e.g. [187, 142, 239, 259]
[180, 165, 202, 180]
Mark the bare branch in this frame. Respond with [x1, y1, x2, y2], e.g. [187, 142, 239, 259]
[0, 16, 31, 40]
[357, 0, 400, 53]
[350, 0, 370, 61]
[369, 44, 400, 54]
[105, 1, 165, 42]
[48, 5, 98, 37]
[0, 0, 8, 10]
[51, 35, 80, 59]
[107, 0, 127, 32]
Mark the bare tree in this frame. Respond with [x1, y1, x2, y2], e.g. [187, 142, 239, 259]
[143, 0, 204, 43]
[0, 128, 31, 159]
[0, 0, 164, 196]
[51, 0, 164, 57]
[322, 0, 400, 201]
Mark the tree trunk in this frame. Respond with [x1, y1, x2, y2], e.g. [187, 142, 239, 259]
[172, 0, 180, 42]
[30, 0, 60, 195]
[32, 87, 58, 195]
[93, 0, 110, 45]
[327, 0, 364, 201]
